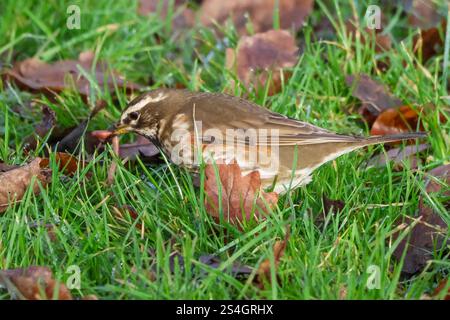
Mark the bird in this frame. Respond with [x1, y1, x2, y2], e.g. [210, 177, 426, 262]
[113, 88, 426, 193]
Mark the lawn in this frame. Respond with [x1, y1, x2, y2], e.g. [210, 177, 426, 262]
[0, 0, 449, 300]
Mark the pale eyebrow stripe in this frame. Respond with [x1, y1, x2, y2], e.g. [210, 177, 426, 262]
[124, 92, 167, 115]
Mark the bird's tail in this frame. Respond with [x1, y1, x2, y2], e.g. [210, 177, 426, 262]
[357, 132, 427, 147]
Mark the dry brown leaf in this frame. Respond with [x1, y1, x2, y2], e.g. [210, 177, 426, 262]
[119, 135, 159, 161]
[91, 131, 159, 161]
[393, 164, 449, 276]
[0, 266, 72, 300]
[345, 21, 392, 53]
[204, 161, 278, 225]
[367, 144, 429, 171]
[112, 204, 143, 230]
[370, 105, 423, 137]
[138, 0, 195, 29]
[23, 106, 56, 151]
[346, 74, 403, 126]
[413, 19, 446, 63]
[315, 196, 345, 226]
[256, 227, 290, 289]
[433, 279, 450, 300]
[226, 29, 298, 95]
[0, 158, 50, 213]
[201, 0, 314, 35]
[406, 0, 442, 30]
[40, 152, 83, 176]
[4, 51, 141, 97]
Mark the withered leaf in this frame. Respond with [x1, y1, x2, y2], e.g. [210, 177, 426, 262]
[433, 279, 450, 300]
[204, 161, 278, 225]
[367, 143, 429, 170]
[346, 74, 403, 125]
[393, 164, 449, 276]
[55, 100, 106, 154]
[40, 152, 83, 176]
[91, 131, 160, 162]
[256, 227, 290, 289]
[147, 248, 253, 278]
[315, 196, 346, 226]
[413, 19, 446, 63]
[370, 105, 422, 138]
[226, 29, 298, 95]
[0, 158, 50, 213]
[138, 0, 195, 30]
[201, 0, 314, 35]
[4, 51, 141, 98]
[119, 135, 159, 161]
[198, 255, 253, 277]
[345, 21, 392, 53]
[112, 204, 143, 230]
[0, 266, 72, 300]
[405, 0, 442, 30]
[24, 105, 56, 151]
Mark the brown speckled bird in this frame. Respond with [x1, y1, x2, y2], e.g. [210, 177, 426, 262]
[114, 89, 425, 193]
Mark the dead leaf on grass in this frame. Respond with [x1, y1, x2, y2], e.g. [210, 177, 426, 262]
[4, 51, 141, 98]
[138, 0, 195, 30]
[367, 143, 429, 170]
[0, 158, 50, 213]
[201, 0, 314, 35]
[0, 266, 72, 300]
[346, 74, 403, 126]
[226, 29, 298, 95]
[256, 227, 290, 289]
[23, 105, 56, 151]
[392, 164, 449, 276]
[204, 161, 278, 226]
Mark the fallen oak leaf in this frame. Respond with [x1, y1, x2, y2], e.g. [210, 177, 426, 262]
[204, 161, 278, 226]
[0, 158, 50, 213]
[0, 266, 72, 300]
[226, 29, 299, 95]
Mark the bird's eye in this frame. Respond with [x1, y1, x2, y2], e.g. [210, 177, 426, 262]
[128, 112, 139, 121]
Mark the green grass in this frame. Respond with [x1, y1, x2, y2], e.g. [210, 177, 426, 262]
[0, 0, 449, 299]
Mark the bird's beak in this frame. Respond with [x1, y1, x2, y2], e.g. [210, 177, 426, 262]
[112, 124, 131, 136]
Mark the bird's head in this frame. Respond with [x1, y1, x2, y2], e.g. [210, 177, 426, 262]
[114, 89, 173, 138]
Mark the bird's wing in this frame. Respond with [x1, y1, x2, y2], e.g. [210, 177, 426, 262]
[181, 92, 361, 146]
